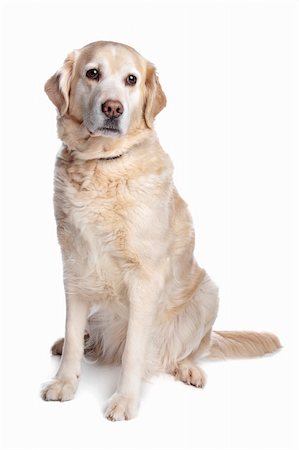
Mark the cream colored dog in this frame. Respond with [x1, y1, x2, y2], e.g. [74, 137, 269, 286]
[41, 41, 280, 421]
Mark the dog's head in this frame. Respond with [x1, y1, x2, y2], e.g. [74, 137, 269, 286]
[45, 41, 166, 139]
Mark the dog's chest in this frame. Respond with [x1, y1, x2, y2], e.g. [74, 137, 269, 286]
[58, 157, 132, 227]
[55, 157, 137, 298]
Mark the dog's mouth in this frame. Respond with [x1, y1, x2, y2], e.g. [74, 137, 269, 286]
[87, 119, 122, 137]
[102, 126, 120, 133]
[88, 127, 121, 137]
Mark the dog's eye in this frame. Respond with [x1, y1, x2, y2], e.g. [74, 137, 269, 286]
[86, 69, 100, 81]
[126, 74, 137, 86]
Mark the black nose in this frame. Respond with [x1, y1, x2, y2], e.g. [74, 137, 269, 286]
[102, 100, 124, 119]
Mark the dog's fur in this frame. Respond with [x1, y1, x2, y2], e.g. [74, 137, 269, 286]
[41, 41, 281, 421]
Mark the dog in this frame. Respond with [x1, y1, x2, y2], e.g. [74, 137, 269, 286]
[41, 41, 281, 421]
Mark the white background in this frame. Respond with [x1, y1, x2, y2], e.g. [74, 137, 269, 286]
[0, 0, 298, 449]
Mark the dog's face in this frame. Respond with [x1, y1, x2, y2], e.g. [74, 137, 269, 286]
[45, 41, 166, 138]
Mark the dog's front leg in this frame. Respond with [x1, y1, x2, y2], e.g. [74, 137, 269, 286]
[105, 275, 159, 421]
[41, 291, 89, 401]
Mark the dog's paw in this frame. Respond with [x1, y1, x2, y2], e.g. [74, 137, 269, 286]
[104, 393, 138, 421]
[172, 363, 206, 388]
[41, 378, 78, 402]
[51, 337, 64, 356]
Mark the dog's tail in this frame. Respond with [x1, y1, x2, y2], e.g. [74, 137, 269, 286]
[207, 331, 281, 359]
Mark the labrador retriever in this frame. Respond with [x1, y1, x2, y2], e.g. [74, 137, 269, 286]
[41, 41, 280, 421]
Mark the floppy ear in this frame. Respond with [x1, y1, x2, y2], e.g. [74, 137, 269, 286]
[144, 63, 167, 128]
[44, 51, 77, 117]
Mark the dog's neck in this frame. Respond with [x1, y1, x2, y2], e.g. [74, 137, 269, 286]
[57, 115, 154, 161]
[97, 154, 123, 161]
